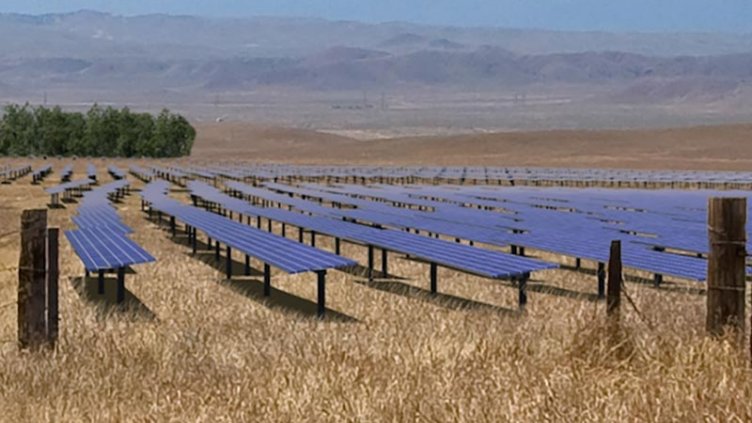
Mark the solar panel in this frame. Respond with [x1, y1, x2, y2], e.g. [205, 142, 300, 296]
[65, 227, 155, 271]
[193, 181, 556, 279]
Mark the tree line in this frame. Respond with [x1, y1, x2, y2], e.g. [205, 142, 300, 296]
[0, 104, 196, 157]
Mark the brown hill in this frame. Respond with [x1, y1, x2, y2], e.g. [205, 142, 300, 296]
[191, 121, 752, 171]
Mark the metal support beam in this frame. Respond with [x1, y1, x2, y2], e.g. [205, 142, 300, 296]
[264, 263, 271, 297]
[653, 273, 663, 287]
[430, 262, 438, 294]
[97, 270, 105, 295]
[226, 246, 233, 279]
[368, 245, 374, 280]
[116, 267, 125, 303]
[518, 272, 530, 310]
[597, 262, 606, 299]
[317, 270, 326, 318]
[381, 249, 388, 277]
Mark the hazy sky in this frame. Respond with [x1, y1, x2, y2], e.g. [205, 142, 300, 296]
[3, 0, 752, 32]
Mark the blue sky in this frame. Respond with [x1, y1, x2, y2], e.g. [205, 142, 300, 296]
[3, 0, 752, 32]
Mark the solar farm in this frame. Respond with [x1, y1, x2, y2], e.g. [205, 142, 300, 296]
[2, 160, 752, 420]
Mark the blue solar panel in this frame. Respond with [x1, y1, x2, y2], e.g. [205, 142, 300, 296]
[225, 181, 751, 282]
[194, 181, 555, 279]
[142, 181, 355, 274]
[65, 179, 155, 272]
[65, 227, 155, 271]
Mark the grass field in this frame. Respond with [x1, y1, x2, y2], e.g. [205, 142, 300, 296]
[1, 159, 751, 421]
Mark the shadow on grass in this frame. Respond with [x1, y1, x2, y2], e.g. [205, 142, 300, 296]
[351, 277, 518, 316]
[151, 221, 357, 322]
[213, 277, 358, 323]
[69, 275, 157, 321]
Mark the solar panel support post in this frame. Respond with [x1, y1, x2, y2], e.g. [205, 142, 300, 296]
[268, 218, 272, 233]
[298, 227, 304, 243]
[317, 270, 327, 318]
[311, 231, 316, 247]
[116, 267, 125, 304]
[511, 245, 518, 255]
[368, 245, 374, 281]
[653, 274, 663, 287]
[607, 240, 622, 319]
[518, 273, 529, 310]
[245, 255, 251, 276]
[191, 228, 197, 254]
[706, 197, 746, 338]
[597, 262, 606, 299]
[430, 262, 438, 294]
[575, 257, 581, 270]
[225, 246, 233, 279]
[282, 223, 286, 237]
[170, 216, 176, 237]
[263, 263, 271, 296]
[97, 270, 105, 294]
[215, 241, 220, 261]
[381, 249, 388, 277]
[335, 238, 341, 255]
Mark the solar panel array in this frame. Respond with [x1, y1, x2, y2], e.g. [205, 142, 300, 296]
[31, 164, 52, 184]
[181, 164, 752, 188]
[60, 164, 73, 182]
[141, 180, 355, 274]
[0, 164, 31, 182]
[65, 179, 155, 272]
[224, 181, 752, 282]
[192, 181, 555, 280]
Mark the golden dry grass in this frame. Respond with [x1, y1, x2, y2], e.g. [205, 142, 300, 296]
[0, 162, 751, 421]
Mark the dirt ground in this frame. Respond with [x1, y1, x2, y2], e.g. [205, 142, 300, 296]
[192, 121, 752, 170]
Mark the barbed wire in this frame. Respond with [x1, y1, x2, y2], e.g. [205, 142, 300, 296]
[0, 230, 20, 240]
[620, 277, 656, 331]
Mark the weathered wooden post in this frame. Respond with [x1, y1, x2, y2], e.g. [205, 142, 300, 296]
[706, 197, 746, 337]
[18, 209, 47, 349]
[47, 227, 59, 346]
[607, 240, 622, 318]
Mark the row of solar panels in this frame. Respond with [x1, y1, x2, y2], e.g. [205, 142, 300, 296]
[176, 164, 752, 185]
[192, 181, 555, 279]
[64, 178, 155, 272]
[232, 181, 750, 282]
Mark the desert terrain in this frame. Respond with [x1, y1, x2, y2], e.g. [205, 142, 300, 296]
[192, 121, 752, 170]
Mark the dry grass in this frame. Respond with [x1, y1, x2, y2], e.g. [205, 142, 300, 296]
[1, 164, 751, 421]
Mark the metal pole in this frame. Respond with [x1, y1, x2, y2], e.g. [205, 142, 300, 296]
[116, 267, 125, 304]
[264, 263, 271, 297]
[430, 262, 438, 294]
[317, 271, 326, 318]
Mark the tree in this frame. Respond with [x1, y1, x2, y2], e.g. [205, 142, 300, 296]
[0, 104, 196, 158]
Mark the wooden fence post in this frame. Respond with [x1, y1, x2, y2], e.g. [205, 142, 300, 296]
[706, 197, 747, 337]
[18, 209, 47, 349]
[47, 228, 59, 346]
[607, 240, 622, 318]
